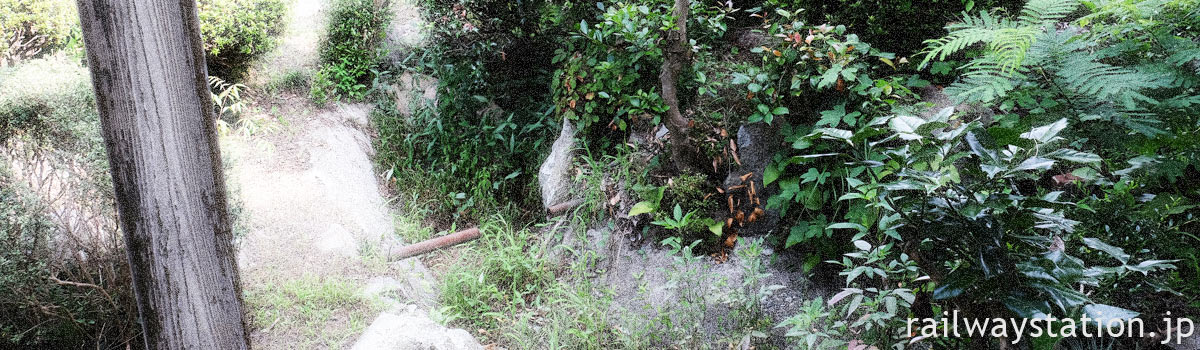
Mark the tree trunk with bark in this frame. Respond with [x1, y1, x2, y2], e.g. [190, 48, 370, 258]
[76, 0, 250, 348]
[659, 0, 703, 173]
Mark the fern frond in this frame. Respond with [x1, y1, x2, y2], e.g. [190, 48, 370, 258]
[989, 27, 1040, 73]
[919, 11, 1016, 69]
[946, 60, 1024, 103]
[1057, 55, 1167, 105]
[1167, 47, 1200, 67]
[1020, 0, 1081, 24]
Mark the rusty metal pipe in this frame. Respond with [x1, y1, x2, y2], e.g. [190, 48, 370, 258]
[390, 227, 481, 260]
[547, 198, 585, 218]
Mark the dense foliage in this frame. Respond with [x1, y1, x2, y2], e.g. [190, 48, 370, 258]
[398, 0, 1199, 348]
[0, 58, 138, 348]
[311, 0, 393, 103]
[0, 0, 285, 80]
[767, 0, 1025, 55]
[760, 0, 1199, 348]
[0, 0, 78, 66]
[0, 57, 101, 156]
[198, 0, 287, 79]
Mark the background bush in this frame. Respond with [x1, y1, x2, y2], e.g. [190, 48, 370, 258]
[198, 0, 287, 80]
[0, 57, 139, 348]
[311, 0, 393, 102]
[0, 56, 102, 156]
[1, 0, 285, 79]
[0, 167, 138, 348]
[0, 0, 78, 67]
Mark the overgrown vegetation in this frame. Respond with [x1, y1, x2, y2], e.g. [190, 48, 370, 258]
[0, 57, 138, 348]
[769, 0, 1025, 55]
[382, 0, 1199, 348]
[0, 1, 289, 345]
[311, 0, 393, 103]
[198, 0, 287, 79]
[757, 0, 1200, 348]
[0, 0, 79, 66]
[4, 0, 1198, 347]
[1, 0, 285, 80]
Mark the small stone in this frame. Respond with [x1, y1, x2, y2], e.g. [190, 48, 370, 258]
[537, 119, 577, 209]
[351, 311, 484, 350]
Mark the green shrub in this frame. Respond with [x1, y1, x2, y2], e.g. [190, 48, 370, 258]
[197, 0, 287, 80]
[752, 0, 1200, 347]
[375, 0, 573, 222]
[920, 0, 1200, 314]
[0, 56, 139, 348]
[373, 89, 547, 221]
[0, 57, 101, 156]
[311, 0, 392, 102]
[0, 165, 139, 348]
[0, 0, 284, 79]
[0, 0, 79, 66]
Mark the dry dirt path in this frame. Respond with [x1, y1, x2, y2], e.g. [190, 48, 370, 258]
[221, 0, 478, 348]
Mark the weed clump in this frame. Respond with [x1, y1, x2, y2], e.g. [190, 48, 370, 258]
[438, 217, 554, 330]
[198, 0, 287, 80]
[311, 0, 392, 103]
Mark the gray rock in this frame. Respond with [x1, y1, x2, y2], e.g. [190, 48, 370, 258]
[538, 119, 577, 209]
[918, 86, 994, 125]
[389, 258, 438, 308]
[722, 123, 783, 237]
[383, 0, 426, 65]
[351, 311, 484, 350]
[359, 277, 405, 312]
[1167, 329, 1200, 350]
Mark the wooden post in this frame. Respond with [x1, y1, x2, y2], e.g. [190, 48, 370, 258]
[76, 0, 250, 348]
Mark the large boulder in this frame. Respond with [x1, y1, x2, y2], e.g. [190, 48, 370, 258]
[722, 123, 783, 237]
[350, 310, 484, 350]
[538, 119, 577, 209]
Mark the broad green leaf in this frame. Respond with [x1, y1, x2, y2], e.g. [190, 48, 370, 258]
[818, 65, 842, 89]
[929, 106, 955, 123]
[828, 288, 860, 305]
[628, 201, 656, 216]
[1004, 297, 1051, 319]
[1126, 259, 1177, 274]
[708, 220, 723, 236]
[830, 223, 869, 234]
[1082, 304, 1139, 327]
[764, 163, 781, 185]
[915, 121, 952, 137]
[786, 223, 808, 248]
[732, 73, 751, 84]
[1016, 157, 1055, 171]
[1082, 237, 1129, 264]
[1020, 118, 1068, 143]
[815, 128, 854, 145]
[818, 105, 846, 127]
[889, 115, 927, 140]
[1046, 149, 1101, 164]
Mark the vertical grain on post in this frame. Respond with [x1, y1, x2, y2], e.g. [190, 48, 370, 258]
[75, 0, 250, 348]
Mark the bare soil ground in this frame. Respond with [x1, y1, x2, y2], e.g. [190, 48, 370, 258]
[222, 0, 454, 348]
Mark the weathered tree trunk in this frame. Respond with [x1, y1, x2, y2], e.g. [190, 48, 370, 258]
[76, 0, 250, 348]
[659, 0, 702, 173]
